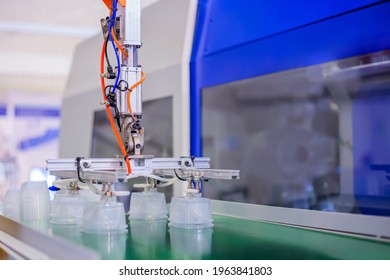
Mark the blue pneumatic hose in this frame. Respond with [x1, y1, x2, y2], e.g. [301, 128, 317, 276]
[109, 0, 121, 94]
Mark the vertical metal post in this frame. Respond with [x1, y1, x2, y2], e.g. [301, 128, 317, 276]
[117, 0, 143, 117]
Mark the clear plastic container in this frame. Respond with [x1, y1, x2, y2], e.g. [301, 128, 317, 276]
[82, 198, 128, 234]
[129, 189, 167, 220]
[3, 189, 21, 221]
[20, 181, 50, 222]
[169, 193, 213, 229]
[50, 191, 85, 225]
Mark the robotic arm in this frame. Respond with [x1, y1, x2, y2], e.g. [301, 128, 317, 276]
[101, 0, 144, 159]
[46, 0, 239, 196]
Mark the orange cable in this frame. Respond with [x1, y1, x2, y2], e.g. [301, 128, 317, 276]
[127, 71, 146, 117]
[111, 28, 129, 58]
[100, 40, 132, 174]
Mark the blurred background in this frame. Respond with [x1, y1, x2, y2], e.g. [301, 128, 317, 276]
[0, 0, 390, 260]
[1, 0, 390, 219]
[0, 0, 158, 201]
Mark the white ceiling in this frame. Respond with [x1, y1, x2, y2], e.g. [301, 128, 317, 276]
[0, 0, 159, 96]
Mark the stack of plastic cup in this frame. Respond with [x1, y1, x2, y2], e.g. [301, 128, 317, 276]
[50, 191, 86, 225]
[20, 181, 50, 224]
[82, 198, 128, 234]
[3, 189, 21, 221]
[129, 189, 167, 220]
[169, 193, 213, 229]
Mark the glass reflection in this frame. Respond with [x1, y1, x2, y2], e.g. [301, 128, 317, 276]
[202, 51, 390, 217]
[51, 224, 82, 244]
[169, 227, 212, 259]
[82, 232, 127, 260]
[129, 219, 167, 259]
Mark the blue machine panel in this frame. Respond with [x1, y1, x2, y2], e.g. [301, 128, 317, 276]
[200, 2, 390, 88]
[190, 0, 390, 216]
[204, 0, 382, 56]
[191, 1, 390, 156]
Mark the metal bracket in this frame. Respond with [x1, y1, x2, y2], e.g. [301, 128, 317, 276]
[46, 156, 240, 183]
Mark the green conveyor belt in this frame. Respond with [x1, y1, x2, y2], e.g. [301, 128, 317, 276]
[46, 215, 390, 260]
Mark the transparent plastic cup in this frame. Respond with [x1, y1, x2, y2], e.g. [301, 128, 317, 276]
[129, 189, 167, 220]
[50, 191, 85, 225]
[20, 181, 50, 222]
[3, 189, 21, 221]
[169, 194, 213, 229]
[82, 198, 128, 234]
